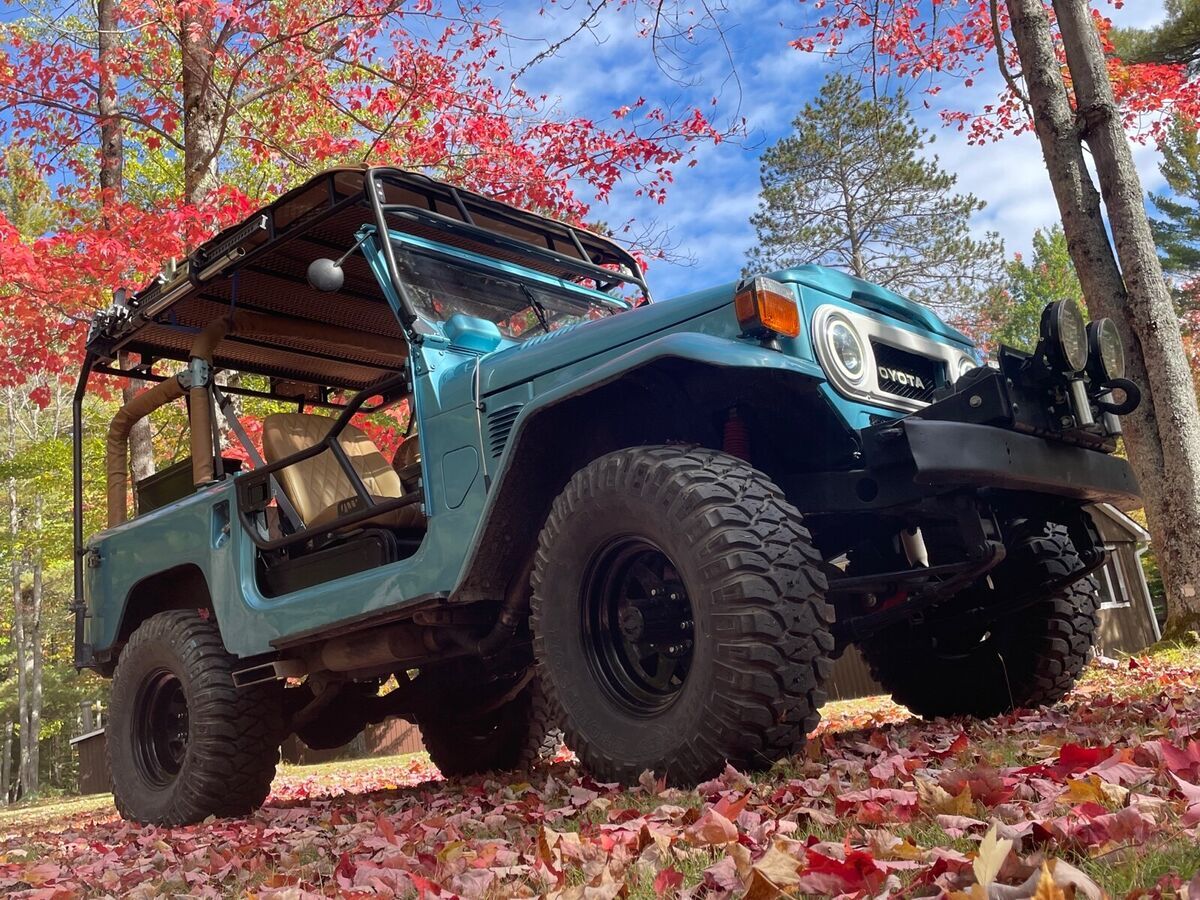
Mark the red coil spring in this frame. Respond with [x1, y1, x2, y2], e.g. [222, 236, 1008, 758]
[723, 408, 751, 461]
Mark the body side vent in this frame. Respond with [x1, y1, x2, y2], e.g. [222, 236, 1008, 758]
[486, 404, 523, 459]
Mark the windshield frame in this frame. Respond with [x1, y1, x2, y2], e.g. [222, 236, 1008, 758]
[362, 166, 649, 341]
[386, 229, 634, 340]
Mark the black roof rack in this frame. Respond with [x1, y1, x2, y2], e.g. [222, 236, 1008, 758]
[85, 166, 647, 390]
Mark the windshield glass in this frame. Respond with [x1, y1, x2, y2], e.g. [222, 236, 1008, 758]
[392, 241, 626, 341]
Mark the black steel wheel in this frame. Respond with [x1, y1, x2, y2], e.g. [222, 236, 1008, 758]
[132, 669, 190, 786]
[108, 610, 283, 825]
[859, 521, 1100, 718]
[531, 445, 833, 786]
[582, 539, 694, 715]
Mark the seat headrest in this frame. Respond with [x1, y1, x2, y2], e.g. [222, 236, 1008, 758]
[262, 413, 402, 524]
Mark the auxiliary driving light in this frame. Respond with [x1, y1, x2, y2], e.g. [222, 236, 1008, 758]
[735, 276, 801, 339]
[1041, 299, 1089, 373]
[1087, 318, 1126, 382]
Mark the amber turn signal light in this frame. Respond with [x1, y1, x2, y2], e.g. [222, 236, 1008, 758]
[734, 276, 800, 339]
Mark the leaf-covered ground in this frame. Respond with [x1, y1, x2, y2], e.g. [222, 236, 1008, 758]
[2, 645, 1199, 898]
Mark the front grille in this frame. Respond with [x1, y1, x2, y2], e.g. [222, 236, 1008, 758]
[871, 341, 945, 404]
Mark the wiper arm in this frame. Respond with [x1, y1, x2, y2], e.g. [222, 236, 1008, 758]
[520, 284, 552, 333]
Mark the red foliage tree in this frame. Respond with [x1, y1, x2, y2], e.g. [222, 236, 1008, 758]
[791, 0, 1200, 143]
[0, 0, 726, 382]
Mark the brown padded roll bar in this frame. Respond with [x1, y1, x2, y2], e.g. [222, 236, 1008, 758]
[105, 311, 408, 527]
[106, 375, 186, 527]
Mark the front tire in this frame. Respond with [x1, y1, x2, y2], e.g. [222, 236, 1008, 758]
[859, 521, 1100, 718]
[108, 611, 283, 825]
[531, 445, 833, 785]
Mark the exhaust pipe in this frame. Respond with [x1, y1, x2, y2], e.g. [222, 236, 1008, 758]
[318, 623, 445, 673]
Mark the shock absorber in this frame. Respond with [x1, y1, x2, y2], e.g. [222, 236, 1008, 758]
[723, 407, 750, 462]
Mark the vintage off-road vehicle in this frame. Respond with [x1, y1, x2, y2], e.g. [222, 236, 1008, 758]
[73, 167, 1142, 824]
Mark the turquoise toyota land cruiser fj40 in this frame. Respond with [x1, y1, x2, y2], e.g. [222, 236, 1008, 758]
[73, 167, 1142, 824]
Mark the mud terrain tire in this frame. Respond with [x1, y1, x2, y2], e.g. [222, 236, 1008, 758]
[860, 521, 1099, 719]
[108, 610, 283, 825]
[531, 445, 833, 785]
[420, 675, 558, 776]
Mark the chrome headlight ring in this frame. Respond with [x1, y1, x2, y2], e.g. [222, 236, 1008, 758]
[823, 312, 869, 385]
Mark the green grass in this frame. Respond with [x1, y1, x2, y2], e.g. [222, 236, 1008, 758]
[0, 793, 116, 831]
[276, 749, 430, 777]
[1131, 638, 1199, 668]
[1077, 835, 1200, 895]
[623, 847, 722, 900]
[5, 641, 1197, 896]
[0, 750, 432, 834]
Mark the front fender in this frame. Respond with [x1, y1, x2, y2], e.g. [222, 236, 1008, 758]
[492, 331, 827, 477]
[452, 333, 828, 600]
[553, 331, 827, 391]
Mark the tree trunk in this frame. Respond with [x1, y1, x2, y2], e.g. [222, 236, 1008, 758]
[836, 133, 868, 279]
[180, 4, 221, 203]
[19, 552, 43, 796]
[96, 0, 122, 201]
[0, 721, 11, 806]
[13, 582, 29, 801]
[1052, 0, 1200, 636]
[6, 396, 28, 800]
[1005, 0, 1200, 636]
[97, 2, 155, 487]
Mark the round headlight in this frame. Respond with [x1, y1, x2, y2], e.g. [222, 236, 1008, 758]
[955, 355, 977, 381]
[827, 316, 867, 383]
[1043, 299, 1088, 372]
[1087, 318, 1125, 382]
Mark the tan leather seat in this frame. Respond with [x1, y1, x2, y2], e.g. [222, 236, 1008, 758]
[262, 413, 425, 531]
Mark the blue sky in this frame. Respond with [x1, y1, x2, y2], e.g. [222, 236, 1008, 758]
[506, 0, 1171, 300]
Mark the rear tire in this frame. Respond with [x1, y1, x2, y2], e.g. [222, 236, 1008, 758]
[859, 521, 1099, 718]
[531, 445, 833, 785]
[419, 674, 557, 776]
[108, 610, 283, 825]
[294, 681, 380, 751]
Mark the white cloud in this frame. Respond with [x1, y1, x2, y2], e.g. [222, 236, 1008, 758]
[1107, 0, 1167, 28]
[498, 0, 1177, 298]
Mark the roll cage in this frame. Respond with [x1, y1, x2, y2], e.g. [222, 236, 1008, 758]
[73, 165, 648, 667]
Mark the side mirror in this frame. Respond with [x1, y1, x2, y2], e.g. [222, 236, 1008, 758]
[307, 258, 345, 292]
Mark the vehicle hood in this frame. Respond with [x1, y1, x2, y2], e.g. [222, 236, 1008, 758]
[773, 266, 974, 347]
[479, 287, 734, 396]
[477, 266, 972, 396]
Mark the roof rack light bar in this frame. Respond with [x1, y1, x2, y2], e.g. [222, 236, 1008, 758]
[194, 214, 269, 281]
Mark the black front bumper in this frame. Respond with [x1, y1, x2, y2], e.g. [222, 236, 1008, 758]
[863, 364, 1142, 510]
[797, 368, 1142, 513]
[901, 418, 1141, 508]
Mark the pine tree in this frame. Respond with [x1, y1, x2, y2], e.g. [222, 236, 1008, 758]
[746, 74, 1003, 312]
[1146, 115, 1200, 407]
[1149, 115, 1200, 313]
[1111, 0, 1200, 77]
